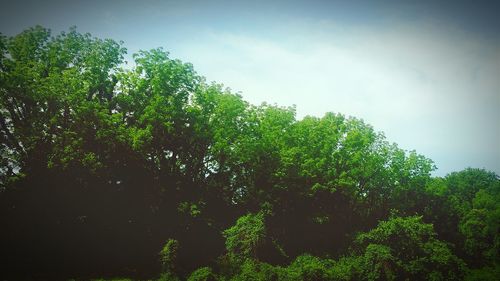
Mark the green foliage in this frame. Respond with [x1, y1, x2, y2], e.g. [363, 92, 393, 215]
[329, 256, 363, 281]
[178, 201, 203, 218]
[418, 168, 500, 269]
[160, 239, 179, 274]
[0, 25, 127, 187]
[223, 212, 266, 260]
[354, 216, 467, 281]
[464, 264, 500, 281]
[157, 272, 181, 281]
[460, 184, 500, 265]
[446, 168, 498, 205]
[230, 259, 282, 281]
[285, 254, 336, 281]
[360, 244, 396, 281]
[1, 26, 498, 280]
[187, 267, 216, 281]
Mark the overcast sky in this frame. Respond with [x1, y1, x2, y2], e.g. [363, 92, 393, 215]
[1, 0, 499, 176]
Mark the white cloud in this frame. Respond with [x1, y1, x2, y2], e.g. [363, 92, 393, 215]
[170, 18, 499, 176]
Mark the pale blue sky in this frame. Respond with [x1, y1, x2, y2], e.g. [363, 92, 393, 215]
[1, 0, 499, 176]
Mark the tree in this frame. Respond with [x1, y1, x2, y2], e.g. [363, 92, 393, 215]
[353, 216, 467, 281]
[0, 26, 495, 280]
[460, 184, 499, 266]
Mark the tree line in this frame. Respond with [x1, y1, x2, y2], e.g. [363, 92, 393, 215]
[0, 26, 498, 280]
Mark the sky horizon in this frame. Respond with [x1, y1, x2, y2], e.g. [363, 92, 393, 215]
[1, 0, 499, 176]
